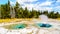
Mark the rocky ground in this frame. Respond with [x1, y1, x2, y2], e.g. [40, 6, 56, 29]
[0, 19, 60, 34]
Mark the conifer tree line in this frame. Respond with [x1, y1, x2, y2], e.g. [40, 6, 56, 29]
[0, 0, 60, 19]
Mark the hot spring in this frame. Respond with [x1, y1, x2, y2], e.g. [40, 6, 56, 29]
[3, 23, 27, 29]
[35, 14, 52, 28]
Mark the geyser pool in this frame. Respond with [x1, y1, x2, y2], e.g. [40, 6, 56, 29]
[3, 23, 27, 29]
[35, 15, 52, 28]
[13, 23, 27, 29]
[36, 23, 52, 28]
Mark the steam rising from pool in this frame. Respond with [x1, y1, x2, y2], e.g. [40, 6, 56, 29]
[36, 14, 52, 28]
[39, 14, 48, 24]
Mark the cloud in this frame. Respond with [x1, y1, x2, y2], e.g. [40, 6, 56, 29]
[55, 6, 60, 8]
[33, 6, 53, 11]
[56, 0, 60, 2]
[10, 1, 16, 6]
[10, 1, 14, 4]
[39, 1, 52, 6]
[54, 6, 60, 11]
[9, 0, 53, 11]
[22, 4, 35, 10]
[17, 0, 37, 3]
[8, 0, 60, 13]
[16, 0, 37, 5]
[53, 6, 60, 13]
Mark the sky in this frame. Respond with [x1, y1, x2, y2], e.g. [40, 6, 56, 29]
[0, 0, 60, 12]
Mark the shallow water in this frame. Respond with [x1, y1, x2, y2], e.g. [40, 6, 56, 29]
[3, 23, 27, 29]
[13, 23, 27, 29]
[36, 23, 52, 28]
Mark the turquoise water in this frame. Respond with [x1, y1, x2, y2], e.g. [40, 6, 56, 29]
[4, 23, 52, 29]
[11, 23, 27, 29]
[3, 23, 27, 29]
[36, 23, 52, 28]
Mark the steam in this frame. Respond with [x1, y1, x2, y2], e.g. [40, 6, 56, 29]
[39, 14, 48, 24]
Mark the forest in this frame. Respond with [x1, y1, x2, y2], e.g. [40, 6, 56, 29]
[0, 0, 60, 19]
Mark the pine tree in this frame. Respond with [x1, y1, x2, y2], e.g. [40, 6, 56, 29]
[14, 2, 20, 18]
[0, 5, 1, 18]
